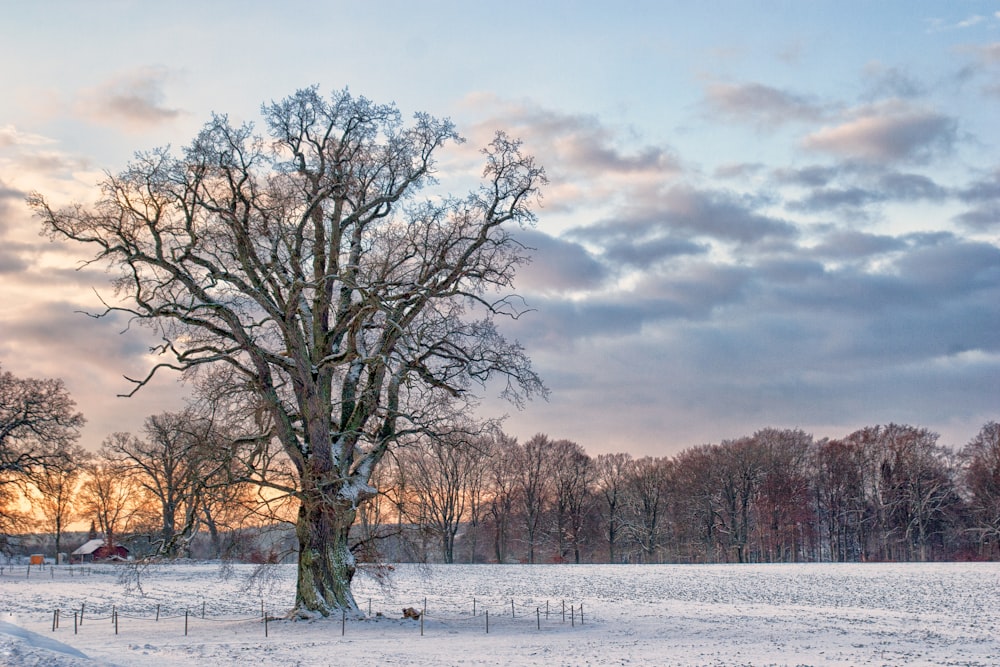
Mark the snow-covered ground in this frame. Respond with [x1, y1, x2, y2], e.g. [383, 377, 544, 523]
[1, 561, 997, 666]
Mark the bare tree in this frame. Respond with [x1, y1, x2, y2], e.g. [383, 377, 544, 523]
[961, 421, 1000, 558]
[30, 443, 91, 558]
[32, 87, 545, 615]
[398, 426, 488, 563]
[712, 439, 766, 563]
[625, 456, 672, 563]
[751, 428, 814, 562]
[671, 445, 721, 562]
[1, 363, 86, 553]
[105, 410, 232, 558]
[814, 437, 867, 561]
[79, 439, 155, 551]
[595, 452, 632, 563]
[549, 439, 593, 563]
[485, 433, 519, 563]
[517, 434, 554, 563]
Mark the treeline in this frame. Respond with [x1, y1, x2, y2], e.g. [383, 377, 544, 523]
[4, 360, 998, 565]
[362, 423, 1000, 565]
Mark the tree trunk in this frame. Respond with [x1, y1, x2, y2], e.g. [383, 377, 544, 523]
[293, 495, 359, 617]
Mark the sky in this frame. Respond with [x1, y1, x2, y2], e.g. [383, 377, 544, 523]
[1, 1, 998, 457]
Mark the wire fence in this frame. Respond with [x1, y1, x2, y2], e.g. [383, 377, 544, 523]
[8, 594, 587, 641]
[0, 563, 98, 579]
[2, 563, 589, 643]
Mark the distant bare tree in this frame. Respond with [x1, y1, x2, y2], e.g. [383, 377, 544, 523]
[550, 439, 593, 563]
[79, 439, 155, 550]
[517, 434, 554, 563]
[961, 421, 1000, 557]
[399, 424, 489, 563]
[0, 363, 85, 553]
[485, 434, 520, 563]
[625, 456, 672, 563]
[104, 409, 233, 558]
[752, 428, 814, 562]
[595, 452, 632, 563]
[30, 443, 91, 558]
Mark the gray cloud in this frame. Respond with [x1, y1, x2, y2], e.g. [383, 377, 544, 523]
[788, 171, 949, 214]
[466, 96, 682, 179]
[954, 168, 1000, 230]
[714, 162, 766, 180]
[599, 236, 709, 269]
[509, 261, 757, 351]
[809, 230, 906, 260]
[704, 82, 829, 129]
[771, 165, 842, 188]
[860, 63, 926, 101]
[0, 241, 31, 274]
[514, 229, 608, 292]
[0, 179, 25, 233]
[561, 185, 796, 274]
[802, 101, 957, 163]
[618, 185, 798, 245]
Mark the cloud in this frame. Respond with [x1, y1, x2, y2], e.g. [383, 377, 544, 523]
[927, 15, 988, 32]
[703, 82, 828, 129]
[76, 67, 183, 129]
[714, 162, 766, 180]
[788, 170, 949, 214]
[0, 125, 57, 149]
[953, 168, 1000, 230]
[808, 230, 906, 260]
[602, 185, 798, 246]
[771, 165, 841, 188]
[973, 42, 1000, 63]
[461, 94, 683, 179]
[0, 178, 25, 231]
[860, 63, 926, 100]
[598, 235, 709, 269]
[514, 229, 608, 293]
[802, 101, 957, 163]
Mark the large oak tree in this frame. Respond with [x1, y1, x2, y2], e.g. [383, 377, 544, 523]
[31, 87, 545, 616]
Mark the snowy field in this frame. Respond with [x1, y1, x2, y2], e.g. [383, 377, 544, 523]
[1, 561, 998, 666]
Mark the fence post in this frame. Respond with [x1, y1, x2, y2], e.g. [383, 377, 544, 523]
[562, 600, 565, 623]
[536, 607, 540, 630]
[114, 610, 118, 635]
[473, 598, 476, 616]
[571, 604, 575, 628]
[341, 608, 346, 636]
[156, 604, 160, 621]
[485, 610, 489, 634]
[580, 603, 584, 625]
[546, 600, 549, 620]
[202, 601, 206, 618]
[420, 598, 426, 637]
[111, 605, 115, 625]
[511, 599, 515, 618]
[74, 611, 78, 635]
[184, 610, 188, 636]
[264, 612, 269, 638]
[80, 602, 85, 626]
[52, 609, 57, 632]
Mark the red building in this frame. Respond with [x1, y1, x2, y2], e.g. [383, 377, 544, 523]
[70, 538, 129, 563]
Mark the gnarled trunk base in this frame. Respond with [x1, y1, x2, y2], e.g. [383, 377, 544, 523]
[292, 497, 359, 618]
